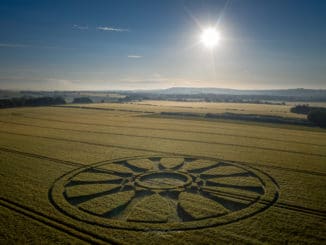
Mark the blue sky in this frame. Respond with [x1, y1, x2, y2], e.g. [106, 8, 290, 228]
[0, 0, 325, 90]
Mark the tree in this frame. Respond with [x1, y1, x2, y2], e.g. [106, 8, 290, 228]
[0, 96, 65, 108]
[307, 109, 326, 127]
[290, 104, 311, 114]
[72, 97, 93, 103]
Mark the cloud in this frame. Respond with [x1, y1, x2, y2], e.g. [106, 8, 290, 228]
[73, 24, 88, 30]
[0, 43, 29, 48]
[97, 26, 129, 32]
[72, 25, 128, 32]
[127, 55, 142, 58]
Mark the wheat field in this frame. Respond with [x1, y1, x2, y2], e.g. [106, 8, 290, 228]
[0, 104, 325, 244]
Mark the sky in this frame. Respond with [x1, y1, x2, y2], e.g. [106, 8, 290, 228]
[0, 0, 325, 90]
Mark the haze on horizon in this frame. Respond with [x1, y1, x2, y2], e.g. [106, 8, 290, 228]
[0, 0, 325, 91]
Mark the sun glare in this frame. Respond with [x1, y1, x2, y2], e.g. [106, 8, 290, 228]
[200, 27, 220, 48]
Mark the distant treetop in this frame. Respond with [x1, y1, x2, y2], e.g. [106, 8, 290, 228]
[72, 97, 93, 104]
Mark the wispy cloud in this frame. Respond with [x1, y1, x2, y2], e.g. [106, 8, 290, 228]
[128, 55, 142, 58]
[72, 25, 128, 32]
[73, 24, 88, 30]
[0, 43, 29, 48]
[97, 26, 129, 32]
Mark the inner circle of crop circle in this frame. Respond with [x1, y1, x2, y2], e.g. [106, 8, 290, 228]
[50, 155, 279, 231]
[135, 171, 192, 190]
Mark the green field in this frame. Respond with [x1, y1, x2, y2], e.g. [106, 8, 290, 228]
[0, 104, 325, 244]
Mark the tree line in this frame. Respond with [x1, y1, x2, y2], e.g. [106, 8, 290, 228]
[0, 96, 66, 108]
[291, 105, 326, 127]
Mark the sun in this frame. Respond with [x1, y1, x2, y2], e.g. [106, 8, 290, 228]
[200, 27, 220, 48]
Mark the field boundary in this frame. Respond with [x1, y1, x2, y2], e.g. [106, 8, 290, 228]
[0, 197, 119, 244]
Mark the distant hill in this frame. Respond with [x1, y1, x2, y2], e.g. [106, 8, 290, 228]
[1, 87, 326, 102]
[140, 87, 326, 97]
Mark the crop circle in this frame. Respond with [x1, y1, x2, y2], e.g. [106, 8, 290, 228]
[50, 155, 279, 231]
[135, 171, 192, 190]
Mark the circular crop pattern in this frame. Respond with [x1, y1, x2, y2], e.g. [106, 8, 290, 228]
[50, 156, 279, 231]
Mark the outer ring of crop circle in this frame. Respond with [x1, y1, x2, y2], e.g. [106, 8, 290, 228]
[50, 155, 279, 231]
